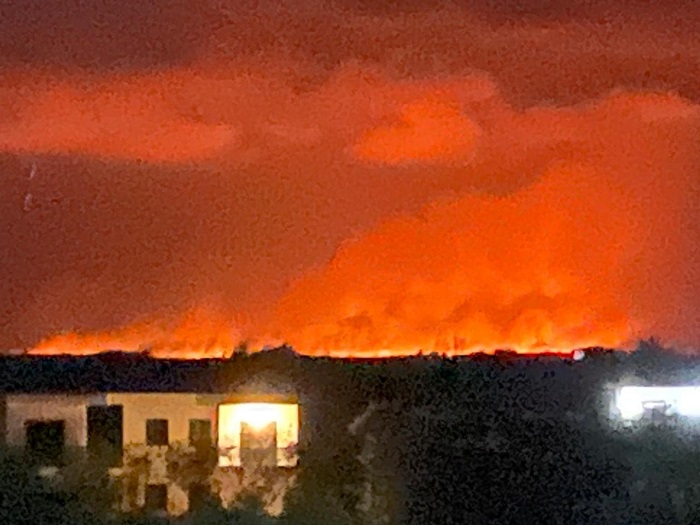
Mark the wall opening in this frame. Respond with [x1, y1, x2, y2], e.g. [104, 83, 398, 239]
[240, 421, 277, 467]
[218, 403, 299, 468]
[146, 419, 169, 446]
[189, 419, 212, 448]
[615, 385, 700, 423]
[188, 483, 214, 512]
[25, 420, 65, 466]
[87, 405, 123, 466]
[144, 484, 168, 513]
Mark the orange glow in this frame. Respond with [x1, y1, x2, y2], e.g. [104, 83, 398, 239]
[353, 97, 482, 166]
[218, 403, 299, 467]
[30, 308, 247, 359]
[0, 69, 241, 164]
[11, 67, 700, 359]
[263, 91, 699, 356]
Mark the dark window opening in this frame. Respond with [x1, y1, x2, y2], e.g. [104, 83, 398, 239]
[25, 420, 65, 466]
[240, 421, 277, 467]
[87, 405, 123, 466]
[144, 484, 168, 513]
[146, 419, 169, 446]
[189, 419, 212, 448]
[188, 483, 214, 512]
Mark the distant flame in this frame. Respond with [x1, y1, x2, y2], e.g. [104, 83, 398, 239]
[29, 308, 247, 359]
[17, 73, 700, 359]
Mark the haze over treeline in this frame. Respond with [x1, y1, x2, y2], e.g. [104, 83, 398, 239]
[0, 0, 698, 356]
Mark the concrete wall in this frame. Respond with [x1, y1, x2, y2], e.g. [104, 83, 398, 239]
[0, 393, 221, 449]
[1, 391, 301, 517]
[105, 393, 219, 446]
[105, 393, 222, 516]
[4, 394, 106, 448]
[106, 393, 302, 516]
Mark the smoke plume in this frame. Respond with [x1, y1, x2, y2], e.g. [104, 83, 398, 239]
[0, 1, 698, 356]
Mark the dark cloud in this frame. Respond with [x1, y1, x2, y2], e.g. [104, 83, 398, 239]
[0, 0, 217, 70]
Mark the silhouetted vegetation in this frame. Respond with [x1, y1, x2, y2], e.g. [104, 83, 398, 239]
[1, 340, 700, 523]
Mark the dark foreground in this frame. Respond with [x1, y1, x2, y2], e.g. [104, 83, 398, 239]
[1, 340, 698, 525]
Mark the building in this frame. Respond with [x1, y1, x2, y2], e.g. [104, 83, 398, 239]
[0, 372, 302, 517]
[605, 369, 700, 432]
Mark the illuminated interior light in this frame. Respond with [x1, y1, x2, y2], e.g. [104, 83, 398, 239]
[615, 385, 700, 420]
[234, 403, 281, 431]
[218, 402, 299, 467]
[616, 394, 645, 420]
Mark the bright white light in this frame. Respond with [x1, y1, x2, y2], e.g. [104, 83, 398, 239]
[234, 403, 280, 430]
[573, 350, 585, 361]
[615, 386, 700, 420]
[218, 402, 299, 467]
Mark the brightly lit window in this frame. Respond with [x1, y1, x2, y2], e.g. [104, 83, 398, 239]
[615, 386, 700, 421]
[217, 403, 299, 467]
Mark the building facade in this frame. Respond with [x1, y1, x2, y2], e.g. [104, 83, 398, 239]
[0, 387, 301, 516]
[606, 380, 700, 432]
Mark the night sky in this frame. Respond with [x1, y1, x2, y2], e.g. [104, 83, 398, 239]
[0, 0, 698, 355]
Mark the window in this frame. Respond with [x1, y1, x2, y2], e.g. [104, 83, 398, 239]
[146, 419, 169, 446]
[240, 421, 277, 467]
[189, 419, 212, 448]
[25, 420, 65, 466]
[188, 483, 213, 512]
[217, 402, 299, 468]
[144, 484, 168, 513]
[87, 405, 123, 466]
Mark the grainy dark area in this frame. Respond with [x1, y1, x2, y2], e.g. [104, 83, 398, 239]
[0, 342, 699, 523]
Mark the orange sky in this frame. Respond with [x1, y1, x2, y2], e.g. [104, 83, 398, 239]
[1, 0, 699, 357]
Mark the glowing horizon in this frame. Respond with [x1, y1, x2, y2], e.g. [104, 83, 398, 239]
[2, 5, 698, 359]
